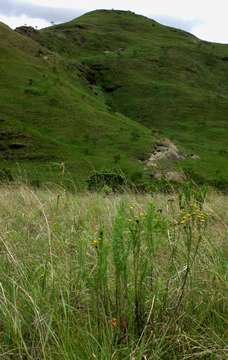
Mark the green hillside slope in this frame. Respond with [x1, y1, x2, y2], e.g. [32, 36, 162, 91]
[1, 9, 228, 188]
[38, 10, 228, 187]
[0, 21, 154, 187]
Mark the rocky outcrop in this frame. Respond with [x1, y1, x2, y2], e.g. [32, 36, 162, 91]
[15, 26, 38, 38]
[145, 138, 193, 183]
[145, 138, 185, 167]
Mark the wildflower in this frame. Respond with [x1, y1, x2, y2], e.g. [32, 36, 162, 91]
[92, 240, 98, 248]
[179, 211, 192, 225]
[111, 318, 117, 328]
[178, 205, 208, 227]
[191, 202, 198, 209]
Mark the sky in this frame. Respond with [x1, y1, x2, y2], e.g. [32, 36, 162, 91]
[1, 0, 228, 43]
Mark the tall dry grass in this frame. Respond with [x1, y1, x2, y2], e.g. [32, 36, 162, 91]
[0, 185, 227, 359]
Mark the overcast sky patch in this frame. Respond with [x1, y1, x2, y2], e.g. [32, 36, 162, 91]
[0, 0, 228, 43]
[0, 0, 82, 26]
[152, 16, 200, 34]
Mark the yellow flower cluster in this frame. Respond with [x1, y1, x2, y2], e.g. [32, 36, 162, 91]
[129, 205, 145, 223]
[179, 213, 192, 225]
[179, 202, 207, 226]
[92, 240, 98, 248]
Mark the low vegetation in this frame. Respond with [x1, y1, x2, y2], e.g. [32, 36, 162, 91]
[0, 184, 227, 359]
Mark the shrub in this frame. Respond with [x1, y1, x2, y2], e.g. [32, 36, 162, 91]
[113, 154, 121, 164]
[0, 168, 13, 182]
[24, 86, 44, 96]
[87, 169, 126, 191]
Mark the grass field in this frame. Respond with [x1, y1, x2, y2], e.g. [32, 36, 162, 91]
[0, 185, 227, 359]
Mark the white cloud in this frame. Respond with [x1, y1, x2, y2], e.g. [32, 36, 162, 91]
[1, 0, 228, 42]
[24, 0, 226, 19]
[192, 22, 228, 43]
[0, 13, 49, 29]
[0, 0, 81, 27]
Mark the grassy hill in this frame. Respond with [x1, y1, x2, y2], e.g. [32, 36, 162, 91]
[0, 20, 154, 188]
[1, 10, 228, 188]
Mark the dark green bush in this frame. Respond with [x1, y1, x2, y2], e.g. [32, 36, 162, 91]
[24, 86, 44, 96]
[87, 170, 126, 191]
[0, 168, 13, 182]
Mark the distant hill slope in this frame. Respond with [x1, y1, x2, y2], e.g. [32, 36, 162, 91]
[0, 20, 154, 187]
[38, 10, 228, 187]
[1, 10, 228, 188]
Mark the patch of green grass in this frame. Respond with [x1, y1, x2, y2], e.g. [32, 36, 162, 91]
[0, 186, 226, 358]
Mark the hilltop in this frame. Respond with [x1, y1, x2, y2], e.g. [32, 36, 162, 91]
[1, 10, 228, 188]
